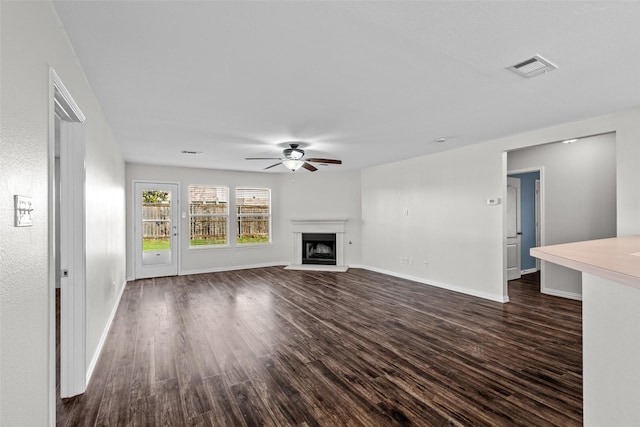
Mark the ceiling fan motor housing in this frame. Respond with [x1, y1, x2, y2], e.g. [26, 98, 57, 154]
[284, 144, 304, 159]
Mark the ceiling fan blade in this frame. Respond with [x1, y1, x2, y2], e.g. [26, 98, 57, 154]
[246, 157, 282, 160]
[306, 158, 342, 164]
[302, 162, 318, 172]
[264, 162, 283, 170]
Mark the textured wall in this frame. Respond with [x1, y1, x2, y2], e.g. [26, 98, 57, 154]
[361, 107, 640, 303]
[280, 169, 363, 267]
[125, 164, 286, 277]
[362, 143, 505, 301]
[0, 2, 126, 425]
[509, 133, 617, 298]
[124, 164, 362, 277]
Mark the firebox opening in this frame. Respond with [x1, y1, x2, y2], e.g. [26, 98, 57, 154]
[302, 233, 337, 265]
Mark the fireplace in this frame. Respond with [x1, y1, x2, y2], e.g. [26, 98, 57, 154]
[302, 233, 336, 265]
[285, 218, 348, 272]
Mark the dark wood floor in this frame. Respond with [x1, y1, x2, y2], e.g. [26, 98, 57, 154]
[57, 268, 582, 426]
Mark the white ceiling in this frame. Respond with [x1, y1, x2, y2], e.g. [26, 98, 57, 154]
[52, 1, 640, 173]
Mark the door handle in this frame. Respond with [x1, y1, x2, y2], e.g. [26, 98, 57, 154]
[517, 232, 522, 235]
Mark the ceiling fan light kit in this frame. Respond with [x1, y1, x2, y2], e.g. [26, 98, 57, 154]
[246, 143, 342, 173]
[282, 159, 305, 171]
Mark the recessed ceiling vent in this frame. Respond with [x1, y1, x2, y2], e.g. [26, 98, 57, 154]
[181, 150, 203, 155]
[509, 55, 557, 78]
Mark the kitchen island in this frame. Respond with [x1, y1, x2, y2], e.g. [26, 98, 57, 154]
[531, 236, 640, 426]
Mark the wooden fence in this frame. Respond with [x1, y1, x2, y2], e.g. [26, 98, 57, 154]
[237, 205, 269, 238]
[142, 203, 171, 239]
[142, 203, 269, 241]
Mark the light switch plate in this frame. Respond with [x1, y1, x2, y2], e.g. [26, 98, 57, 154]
[15, 195, 33, 227]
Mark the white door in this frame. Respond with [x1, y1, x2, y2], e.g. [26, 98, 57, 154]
[134, 182, 179, 278]
[506, 176, 522, 281]
[58, 120, 87, 398]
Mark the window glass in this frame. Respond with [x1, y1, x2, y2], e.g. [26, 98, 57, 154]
[189, 186, 228, 246]
[236, 188, 270, 244]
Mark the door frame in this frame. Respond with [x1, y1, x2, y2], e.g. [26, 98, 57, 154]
[49, 68, 87, 422]
[506, 176, 522, 281]
[505, 166, 545, 298]
[132, 180, 181, 279]
[535, 179, 541, 270]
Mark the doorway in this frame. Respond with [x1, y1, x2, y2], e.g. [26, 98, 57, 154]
[133, 181, 180, 278]
[509, 171, 542, 271]
[507, 170, 542, 292]
[49, 68, 87, 421]
[506, 132, 616, 301]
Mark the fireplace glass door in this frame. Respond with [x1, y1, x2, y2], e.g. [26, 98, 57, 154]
[302, 233, 337, 265]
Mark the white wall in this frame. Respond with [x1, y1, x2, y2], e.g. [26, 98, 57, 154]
[493, 108, 640, 238]
[362, 144, 505, 301]
[125, 164, 363, 277]
[280, 170, 362, 267]
[0, 2, 126, 425]
[361, 108, 640, 302]
[508, 133, 617, 298]
[3, 4, 640, 425]
[126, 164, 286, 277]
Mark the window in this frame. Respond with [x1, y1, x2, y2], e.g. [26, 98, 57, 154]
[141, 190, 171, 251]
[236, 188, 271, 244]
[189, 185, 228, 247]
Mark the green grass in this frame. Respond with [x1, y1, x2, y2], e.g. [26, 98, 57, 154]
[145, 235, 269, 250]
[143, 238, 170, 251]
[237, 235, 269, 244]
[190, 238, 227, 246]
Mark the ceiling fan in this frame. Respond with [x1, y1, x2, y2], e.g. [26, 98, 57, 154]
[246, 143, 342, 172]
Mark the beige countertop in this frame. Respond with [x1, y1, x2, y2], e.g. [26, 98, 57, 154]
[530, 236, 640, 289]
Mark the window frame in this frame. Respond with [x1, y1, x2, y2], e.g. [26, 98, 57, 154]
[235, 187, 272, 246]
[188, 185, 230, 249]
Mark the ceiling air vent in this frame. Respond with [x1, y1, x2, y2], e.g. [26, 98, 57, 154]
[508, 55, 557, 78]
[181, 150, 203, 155]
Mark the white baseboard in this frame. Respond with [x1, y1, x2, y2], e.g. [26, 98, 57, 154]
[521, 268, 538, 275]
[350, 264, 508, 303]
[541, 287, 583, 301]
[180, 261, 288, 276]
[86, 278, 127, 385]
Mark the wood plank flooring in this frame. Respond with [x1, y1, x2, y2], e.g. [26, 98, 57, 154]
[57, 268, 582, 426]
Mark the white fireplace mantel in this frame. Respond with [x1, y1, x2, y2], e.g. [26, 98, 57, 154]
[290, 218, 348, 233]
[285, 218, 348, 272]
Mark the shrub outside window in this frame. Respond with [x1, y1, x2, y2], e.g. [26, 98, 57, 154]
[236, 188, 270, 244]
[189, 185, 228, 247]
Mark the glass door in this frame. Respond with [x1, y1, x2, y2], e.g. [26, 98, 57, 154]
[134, 182, 179, 278]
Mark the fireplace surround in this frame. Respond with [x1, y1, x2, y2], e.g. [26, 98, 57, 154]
[285, 218, 348, 272]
